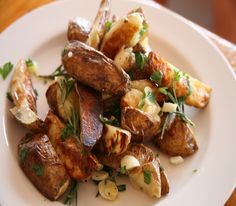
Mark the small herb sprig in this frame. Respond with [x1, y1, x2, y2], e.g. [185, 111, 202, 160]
[0, 62, 14, 80]
[58, 77, 75, 103]
[61, 109, 80, 141]
[38, 65, 68, 80]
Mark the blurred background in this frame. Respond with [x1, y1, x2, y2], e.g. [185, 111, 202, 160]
[0, 0, 236, 44]
[155, 0, 236, 44]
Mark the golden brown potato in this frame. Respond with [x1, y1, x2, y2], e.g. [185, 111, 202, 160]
[160, 168, 169, 196]
[100, 12, 146, 59]
[46, 80, 103, 150]
[10, 60, 43, 131]
[18, 133, 70, 200]
[128, 161, 161, 198]
[62, 41, 130, 95]
[98, 143, 155, 170]
[148, 52, 212, 108]
[76, 84, 103, 149]
[46, 80, 79, 123]
[156, 116, 198, 157]
[67, 17, 91, 42]
[45, 111, 102, 181]
[121, 107, 160, 142]
[86, 0, 110, 49]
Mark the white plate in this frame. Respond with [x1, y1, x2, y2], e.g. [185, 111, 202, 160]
[0, 0, 236, 205]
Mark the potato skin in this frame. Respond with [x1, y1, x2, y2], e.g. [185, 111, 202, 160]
[67, 17, 91, 42]
[121, 107, 160, 142]
[10, 60, 43, 131]
[156, 117, 198, 157]
[62, 41, 130, 95]
[45, 111, 102, 181]
[76, 84, 103, 149]
[18, 133, 70, 200]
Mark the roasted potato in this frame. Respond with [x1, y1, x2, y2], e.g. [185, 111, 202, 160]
[148, 52, 212, 108]
[98, 143, 155, 171]
[62, 41, 130, 95]
[156, 116, 198, 157]
[102, 124, 131, 155]
[46, 79, 79, 122]
[67, 17, 91, 42]
[18, 133, 70, 200]
[10, 60, 43, 131]
[128, 161, 161, 198]
[45, 111, 102, 181]
[100, 12, 146, 59]
[76, 83, 103, 149]
[86, 0, 110, 49]
[160, 168, 169, 196]
[46, 79, 103, 150]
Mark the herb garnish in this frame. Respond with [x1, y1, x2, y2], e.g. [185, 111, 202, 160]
[135, 52, 145, 70]
[32, 164, 44, 176]
[38, 65, 68, 80]
[140, 22, 148, 37]
[6, 92, 13, 102]
[150, 70, 163, 85]
[192, 169, 198, 174]
[159, 112, 175, 139]
[144, 170, 151, 184]
[61, 109, 80, 140]
[99, 115, 119, 126]
[0, 62, 13, 80]
[64, 181, 78, 205]
[25, 59, 38, 75]
[139, 87, 157, 109]
[105, 21, 112, 32]
[19, 147, 28, 163]
[117, 184, 126, 192]
[58, 77, 75, 103]
[120, 165, 127, 174]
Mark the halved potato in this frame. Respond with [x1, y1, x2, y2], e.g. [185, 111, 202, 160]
[86, 0, 110, 49]
[10, 60, 43, 131]
[67, 17, 91, 42]
[76, 84, 103, 149]
[100, 12, 146, 59]
[46, 79, 103, 150]
[156, 116, 198, 157]
[18, 133, 70, 200]
[128, 161, 161, 198]
[102, 124, 131, 155]
[62, 41, 130, 95]
[45, 111, 102, 181]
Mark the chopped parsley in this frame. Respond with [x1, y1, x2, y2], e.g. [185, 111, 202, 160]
[99, 115, 119, 126]
[25, 58, 38, 75]
[144, 170, 151, 184]
[0, 62, 14, 80]
[135, 52, 145, 70]
[117, 184, 126, 192]
[61, 124, 74, 140]
[6, 92, 13, 102]
[150, 70, 163, 85]
[140, 22, 148, 37]
[120, 165, 127, 174]
[139, 87, 157, 109]
[192, 169, 198, 174]
[19, 147, 28, 163]
[105, 21, 112, 32]
[32, 164, 44, 176]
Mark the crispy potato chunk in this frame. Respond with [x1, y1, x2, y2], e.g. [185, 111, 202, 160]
[67, 17, 91, 42]
[18, 133, 70, 200]
[62, 41, 130, 95]
[156, 116, 198, 157]
[45, 111, 102, 181]
[10, 60, 43, 131]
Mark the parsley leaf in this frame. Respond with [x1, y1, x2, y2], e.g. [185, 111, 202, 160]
[0, 62, 14, 80]
[139, 87, 157, 109]
[150, 70, 163, 85]
[19, 147, 28, 163]
[32, 164, 44, 176]
[61, 124, 74, 140]
[135, 52, 145, 70]
[144, 170, 151, 184]
[120, 165, 127, 174]
[117, 184, 126, 192]
[6, 92, 13, 102]
[105, 21, 112, 32]
[140, 22, 148, 37]
[26, 59, 38, 75]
